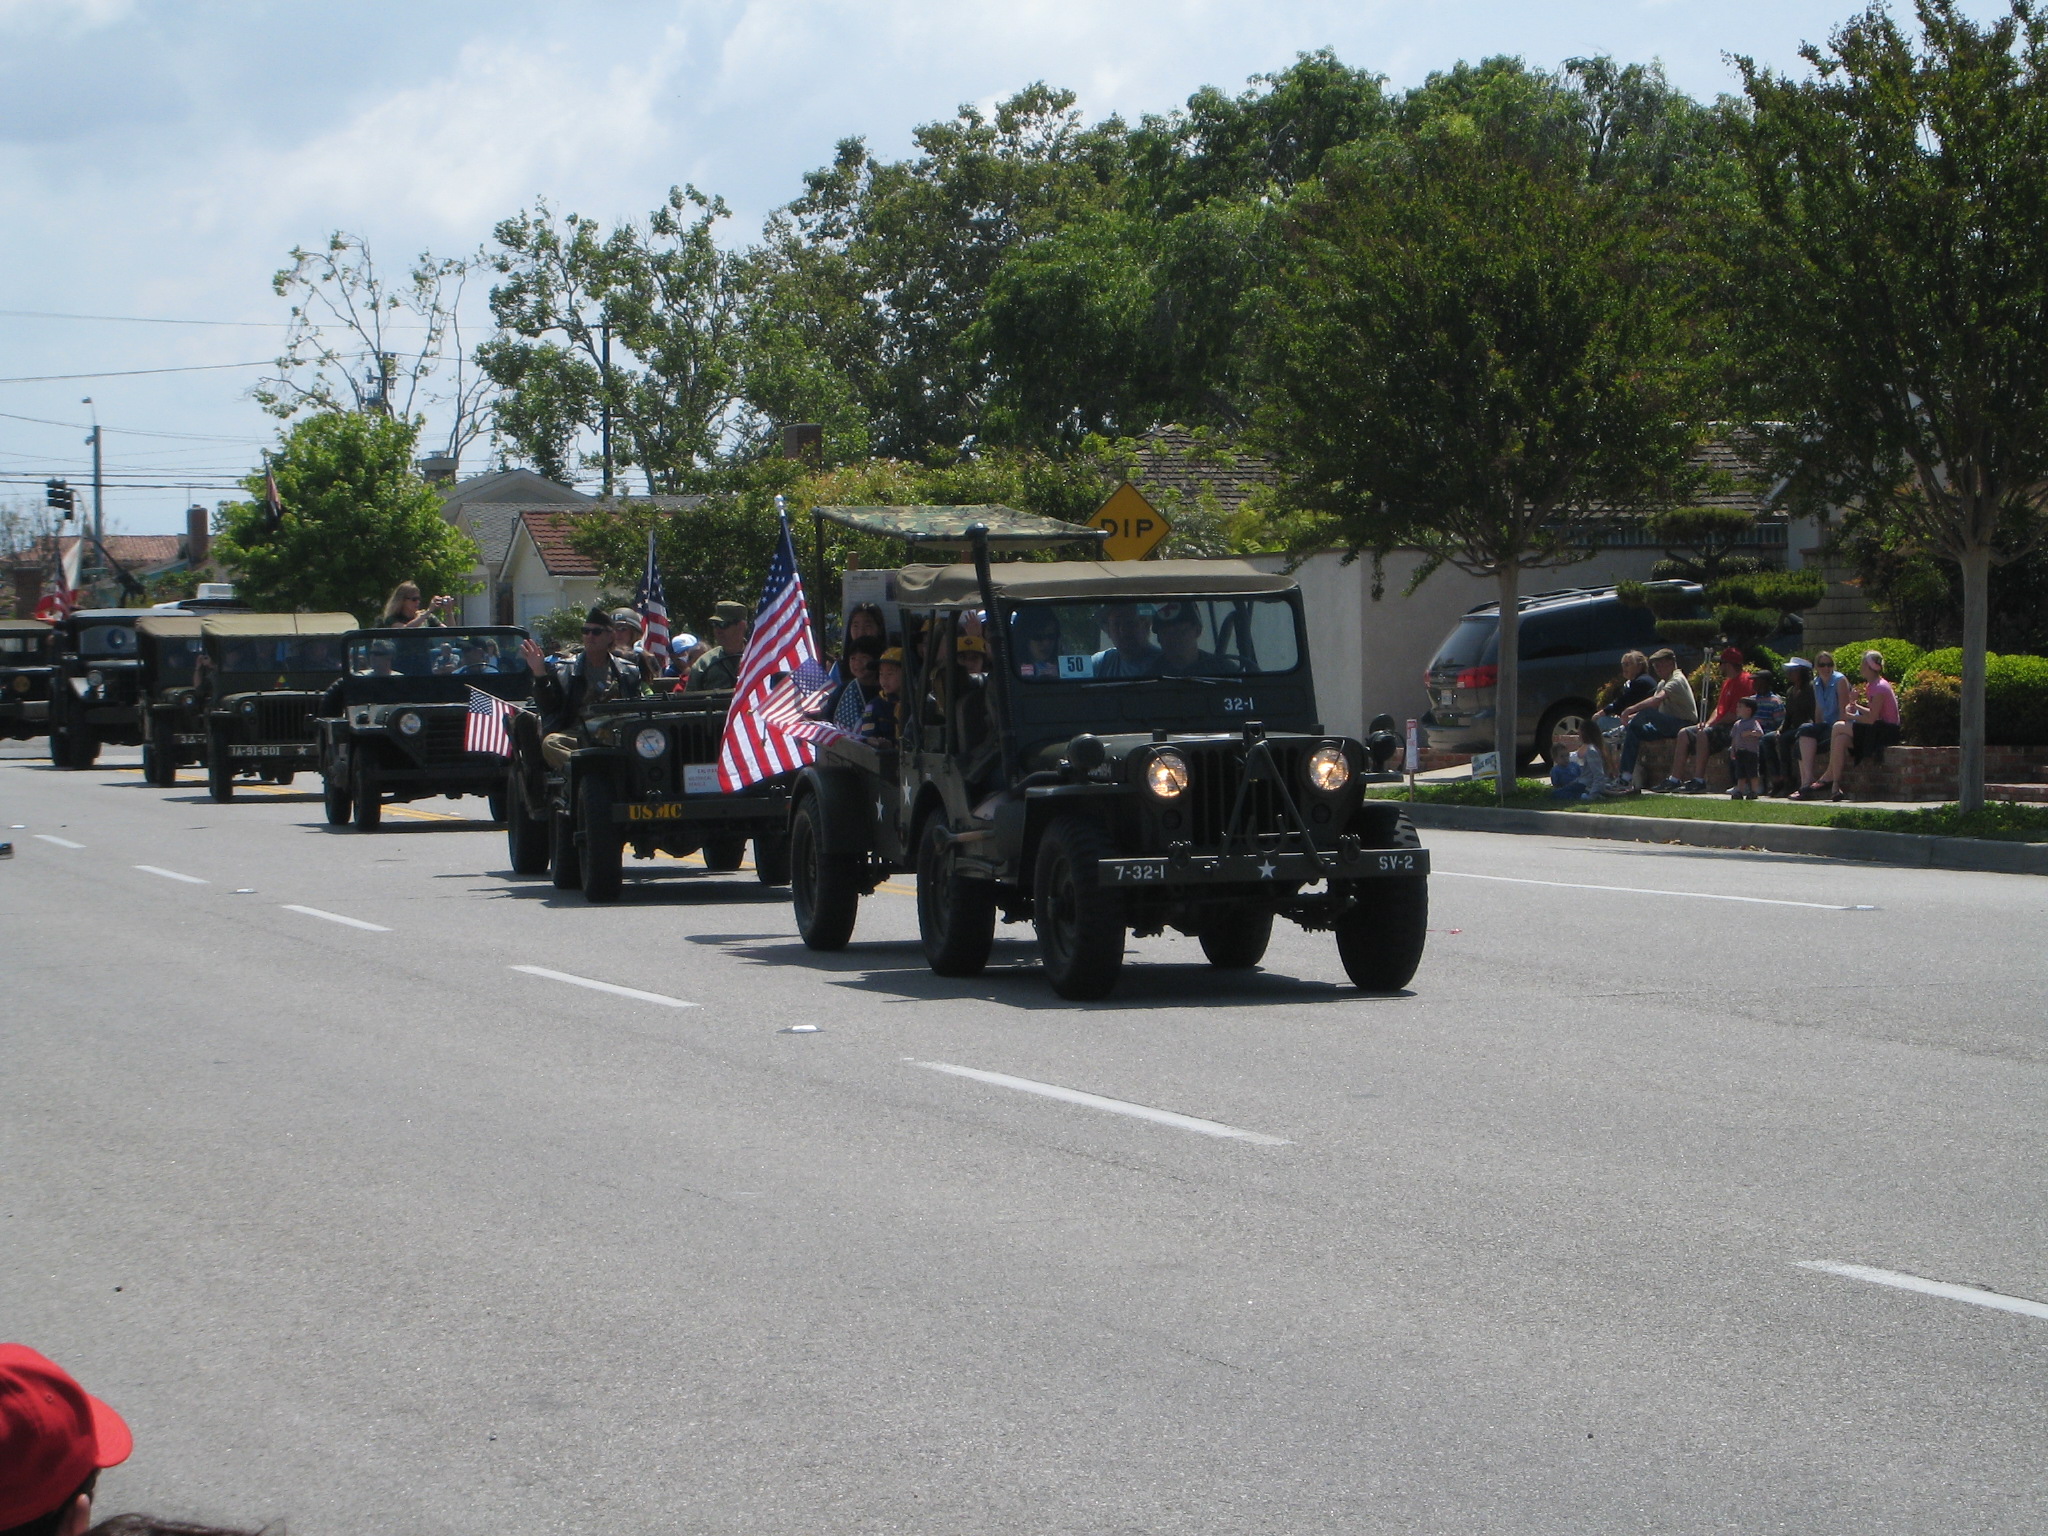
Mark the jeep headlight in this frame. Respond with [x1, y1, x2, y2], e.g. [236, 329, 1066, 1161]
[634, 726, 668, 760]
[238, 698, 257, 717]
[395, 710, 423, 737]
[12, 675, 29, 693]
[88, 668, 105, 690]
[1143, 748, 1190, 799]
[1306, 743, 1352, 793]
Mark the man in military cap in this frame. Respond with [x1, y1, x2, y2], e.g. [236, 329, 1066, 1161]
[610, 607, 664, 682]
[520, 605, 645, 770]
[1153, 601, 1240, 678]
[687, 600, 750, 692]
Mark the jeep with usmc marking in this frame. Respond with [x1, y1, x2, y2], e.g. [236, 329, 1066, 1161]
[196, 612, 353, 801]
[789, 527, 1429, 999]
[316, 626, 534, 828]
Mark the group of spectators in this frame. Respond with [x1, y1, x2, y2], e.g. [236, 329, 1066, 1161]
[1549, 645, 1903, 803]
[1, 1344, 256, 1536]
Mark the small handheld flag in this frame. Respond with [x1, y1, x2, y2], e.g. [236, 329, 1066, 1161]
[635, 528, 670, 656]
[465, 686, 513, 756]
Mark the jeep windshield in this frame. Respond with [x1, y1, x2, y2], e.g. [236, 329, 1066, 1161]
[211, 637, 346, 674]
[1007, 595, 1300, 683]
[347, 629, 525, 678]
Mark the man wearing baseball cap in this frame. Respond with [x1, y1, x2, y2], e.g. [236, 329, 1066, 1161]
[1, 1344, 132, 1536]
[687, 600, 750, 693]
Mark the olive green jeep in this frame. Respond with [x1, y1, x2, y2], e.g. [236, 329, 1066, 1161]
[135, 613, 209, 785]
[0, 618, 56, 744]
[196, 612, 353, 800]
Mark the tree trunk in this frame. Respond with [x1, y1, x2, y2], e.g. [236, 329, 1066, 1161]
[1495, 564, 1521, 807]
[1957, 542, 1991, 815]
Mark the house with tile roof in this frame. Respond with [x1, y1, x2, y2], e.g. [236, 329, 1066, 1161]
[503, 510, 608, 629]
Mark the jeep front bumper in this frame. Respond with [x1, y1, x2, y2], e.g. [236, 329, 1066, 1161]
[1098, 846, 1428, 886]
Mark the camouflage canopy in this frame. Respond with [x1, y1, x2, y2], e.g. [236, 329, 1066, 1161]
[200, 612, 358, 640]
[894, 559, 1296, 608]
[812, 504, 1107, 554]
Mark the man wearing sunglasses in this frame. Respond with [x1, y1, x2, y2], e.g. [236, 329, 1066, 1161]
[520, 606, 645, 770]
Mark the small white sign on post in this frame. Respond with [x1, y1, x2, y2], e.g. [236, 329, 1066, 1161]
[1470, 750, 1501, 781]
[1404, 718, 1420, 774]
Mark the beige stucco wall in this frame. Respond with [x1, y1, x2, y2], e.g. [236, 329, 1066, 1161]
[503, 532, 601, 632]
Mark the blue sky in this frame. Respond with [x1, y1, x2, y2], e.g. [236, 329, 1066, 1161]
[0, 0, 2007, 534]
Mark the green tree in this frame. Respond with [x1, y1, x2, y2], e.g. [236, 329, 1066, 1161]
[1734, 0, 2048, 810]
[1257, 112, 1704, 800]
[214, 412, 479, 623]
[482, 186, 750, 492]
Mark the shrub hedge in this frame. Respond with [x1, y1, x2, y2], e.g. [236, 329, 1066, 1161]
[1835, 636, 1925, 681]
[1880, 646, 2048, 746]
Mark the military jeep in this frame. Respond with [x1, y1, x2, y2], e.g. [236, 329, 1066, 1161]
[196, 612, 353, 801]
[316, 627, 533, 828]
[47, 608, 151, 767]
[789, 538, 1429, 1000]
[504, 685, 793, 903]
[135, 614, 209, 785]
[0, 618, 56, 744]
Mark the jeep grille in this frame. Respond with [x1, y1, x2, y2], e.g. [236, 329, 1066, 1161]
[254, 696, 314, 743]
[1182, 741, 1311, 846]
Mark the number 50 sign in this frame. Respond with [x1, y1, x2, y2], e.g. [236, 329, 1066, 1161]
[1090, 482, 1171, 561]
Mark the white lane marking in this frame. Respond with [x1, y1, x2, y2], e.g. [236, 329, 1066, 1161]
[907, 1059, 1291, 1146]
[510, 965, 696, 1009]
[35, 834, 85, 848]
[1437, 871, 1874, 911]
[134, 864, 207, 884]
[282, 904, 390, 933]
[1797, 1261, 2048, 1321]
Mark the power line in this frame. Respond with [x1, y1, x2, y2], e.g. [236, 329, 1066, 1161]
[0, 360, 275, 384]
[0, 308, 285, 328]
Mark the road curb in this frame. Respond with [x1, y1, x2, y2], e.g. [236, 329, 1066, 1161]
[1399, 802, 2048, 876]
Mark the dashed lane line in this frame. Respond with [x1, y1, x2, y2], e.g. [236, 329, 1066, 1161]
[282, 904, 391, 933]
[510, 965, 696, 1009]
[134, 864, 207, 884]
[907, 1059, 1291, 1146]
[1797, 1261, 2048, 1321]
[1437, 870, 1875, 911]
[34, 834, 84, 849]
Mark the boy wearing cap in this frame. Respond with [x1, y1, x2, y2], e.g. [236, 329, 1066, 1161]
[688, 601, 750, 692]
[859, 647, 905, 744]
[1665, 647, 1755, 792]
[1, 1343, 132, 1536]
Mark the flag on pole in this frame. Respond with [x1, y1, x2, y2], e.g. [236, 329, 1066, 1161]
[464, 686, 513, 756]
[716, 500, 846, 790]
[262, 462, 285, 532]
[634, 528, 670, 655]
[34, 526, 86, 619]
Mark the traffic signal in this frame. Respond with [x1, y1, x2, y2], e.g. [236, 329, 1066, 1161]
[44, 478, 75, 513]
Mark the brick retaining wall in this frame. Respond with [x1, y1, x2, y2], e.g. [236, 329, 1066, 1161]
[1631, 740, 2048, 801]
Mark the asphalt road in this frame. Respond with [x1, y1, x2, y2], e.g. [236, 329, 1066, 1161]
[4, 745, 2045, 1535]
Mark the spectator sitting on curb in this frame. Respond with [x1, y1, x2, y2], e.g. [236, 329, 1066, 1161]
[1766, 658, 1815, 795]
[1797, 649, 1901, 802]
[1611, 648, 1698, 795]
[1664, 646, 1754, 793]
[1790, 651, 1855, 800]
[1549, 717, 1614, 800]
[1596, 650, 1654, 740]
[1726, 694, 1766, 799]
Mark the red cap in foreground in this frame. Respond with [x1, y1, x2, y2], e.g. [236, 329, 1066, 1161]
[0, 1344, 134, 1528]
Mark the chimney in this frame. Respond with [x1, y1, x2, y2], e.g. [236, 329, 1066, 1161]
[185, 505, 210, 569]
[418, 453, 459, 484]
[781, 423, 823, 468]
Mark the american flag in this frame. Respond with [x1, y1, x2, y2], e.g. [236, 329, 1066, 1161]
[634, 528, 670, 655]
[465, 686, 513, 756]
[716, 504, 847, 790]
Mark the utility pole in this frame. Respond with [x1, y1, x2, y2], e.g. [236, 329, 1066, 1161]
[83, 397, 103, 544]
[600, 317, 613, 498]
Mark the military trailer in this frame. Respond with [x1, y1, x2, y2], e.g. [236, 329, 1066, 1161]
[789, 531, 1429, 1000]
[135, 614, 209, 785]
[504, 681, 793, 902]
[197, 612, 353, 801]
[47, 609, 152, 768]
[0, 618, 57, 744]
[317, 626, 533, 829]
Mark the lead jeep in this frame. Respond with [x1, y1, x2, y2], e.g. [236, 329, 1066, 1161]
[504, 683, 793, 903]
[315, 627, 534, 829]
[196, 612, 354, 801]
[135, 613, 209, 785]
[0, 618, 56, 744]
[47, 608, 151, 768]
[789, 536, 1429, 1000]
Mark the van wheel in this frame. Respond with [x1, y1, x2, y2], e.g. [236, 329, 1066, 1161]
[791, 796, 858, 950]
[506, 780, 549, 873]
[754, 832, 791, 887]
[1033, 816, 1124, 1000]
[703, 835, 747, 873]
[351, 753, 381, 829]
[1334, 876, 1428, 991]
[1536, 701, 1596, 769]
[579, 774, 623, 903]
[918, 817, 996, 976]
[1198, 904, 1274, 970]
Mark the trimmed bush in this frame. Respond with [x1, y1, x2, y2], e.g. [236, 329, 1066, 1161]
[1893, 651, 2048, 745]
[1900, 671, 1959, 745]
[1919, 645, 1964, 678]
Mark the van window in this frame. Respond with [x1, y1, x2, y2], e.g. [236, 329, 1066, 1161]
[1432, 616, 1497, 669]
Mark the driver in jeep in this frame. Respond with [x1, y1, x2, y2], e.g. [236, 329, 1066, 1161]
[521, 606, 645, 770]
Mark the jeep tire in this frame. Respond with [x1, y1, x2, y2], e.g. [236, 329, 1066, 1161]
[1333, 875, 1428, 991]
[548, 793, 582, 890]
[917, 816, 996, 977]
[505, 777, 549, 874]
[578, 774, 624, 903]
[351, 752, 381, 829]
[754, 831, 792, 887]
[702, 834, 747, 873]
[1197, 903, 1274, 970]
[1033, 815, 1124, 1000]
[791, 795, 858, 950]
[206, 727, 234, 802]
[322, 755, 352, 825]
